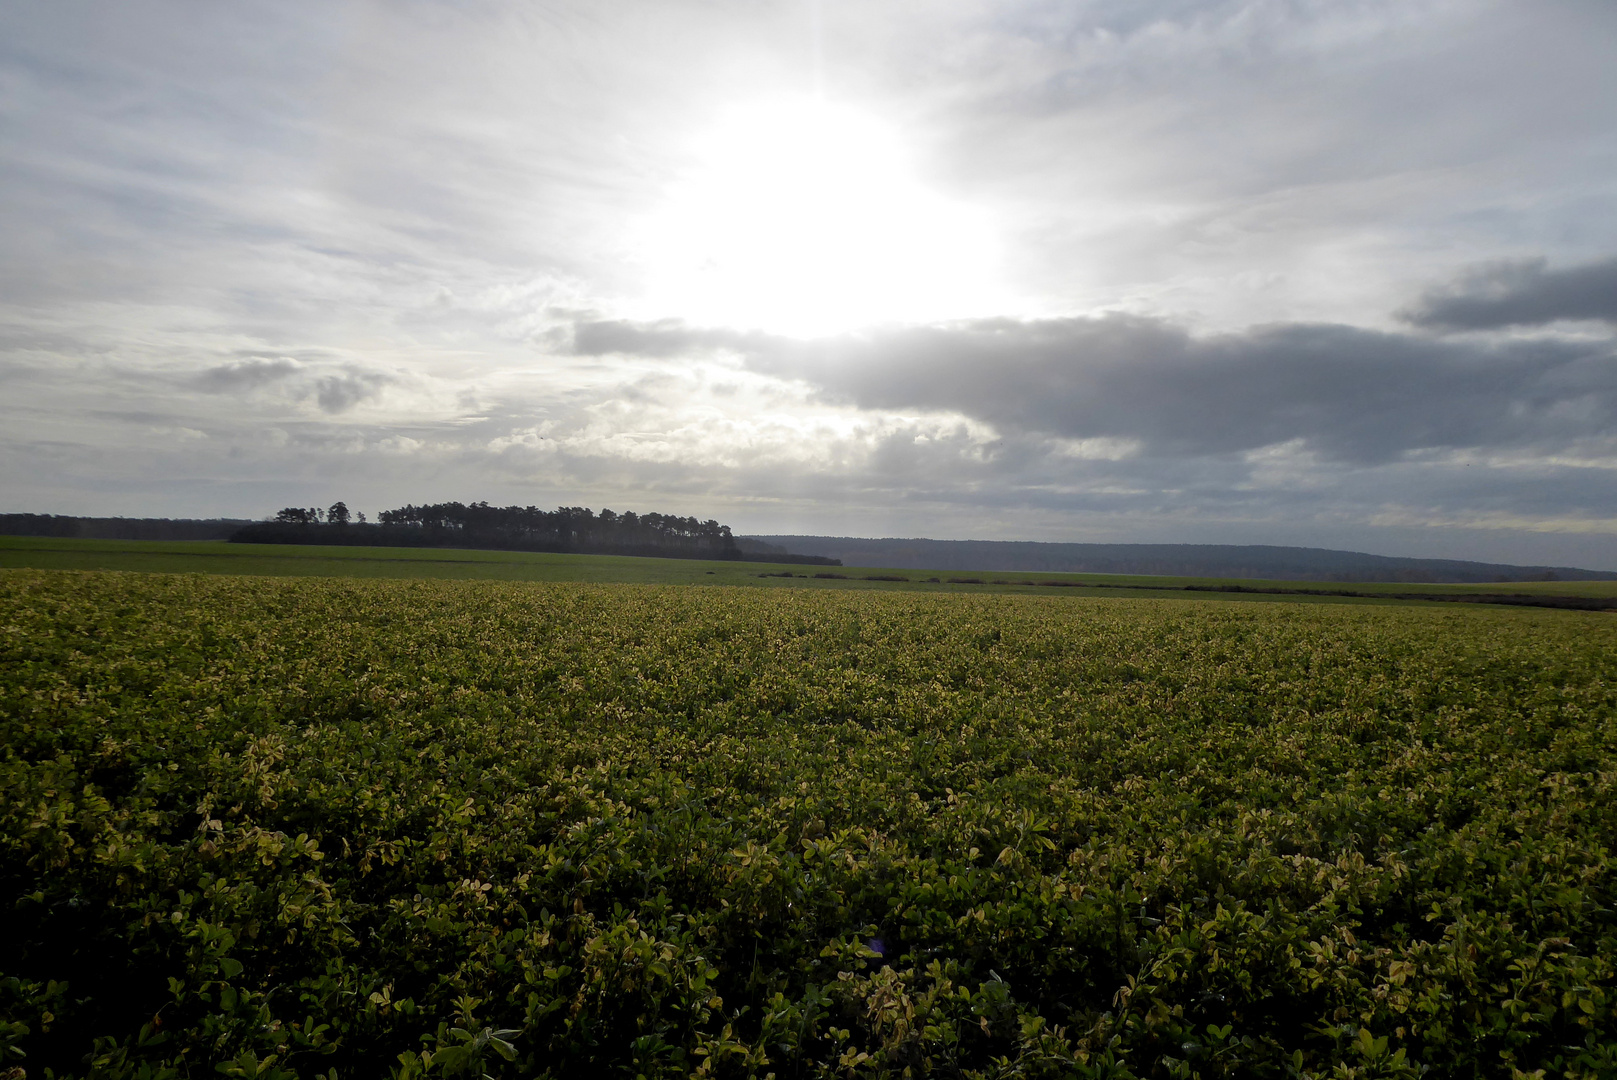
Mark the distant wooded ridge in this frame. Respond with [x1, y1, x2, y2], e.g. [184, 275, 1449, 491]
[0, 514, 252, 541]
[744, 535, 1617, 583]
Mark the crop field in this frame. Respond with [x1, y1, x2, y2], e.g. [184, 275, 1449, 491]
[4, 536, 1616, 607]
[3, 568, 1617, 1078]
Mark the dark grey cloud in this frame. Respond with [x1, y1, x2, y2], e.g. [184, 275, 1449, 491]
[567, 318, 771, 359]
[572, 314, 1617, 464]
[192, 356, 394, 413]
[313, 371, 393, 414]
[1403, 257, 1617, 331]
[195, 357, 302, 391]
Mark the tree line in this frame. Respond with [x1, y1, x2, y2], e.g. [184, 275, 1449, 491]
[374, 501, 738, 555]
[233, 500, 748, 560]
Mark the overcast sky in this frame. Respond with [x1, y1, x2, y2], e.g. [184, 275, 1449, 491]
[3, 0, 1615, 566]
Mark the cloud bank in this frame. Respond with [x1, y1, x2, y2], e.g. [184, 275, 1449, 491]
[573, 313, 1617, 464]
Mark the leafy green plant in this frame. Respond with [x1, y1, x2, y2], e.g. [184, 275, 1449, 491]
[2, 569, 1615, 1076]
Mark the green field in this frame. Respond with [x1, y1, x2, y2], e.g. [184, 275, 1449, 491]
[4, 536, 1614, 606]
[3, 568, 1616, 1078]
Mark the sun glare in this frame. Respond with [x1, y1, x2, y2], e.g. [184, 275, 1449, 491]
[634, 99, 1001, 336]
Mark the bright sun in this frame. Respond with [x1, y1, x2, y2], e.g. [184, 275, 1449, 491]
[634, 98, 1001, 336]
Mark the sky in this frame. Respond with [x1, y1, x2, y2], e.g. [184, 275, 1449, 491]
[2, 0, 1616, 567]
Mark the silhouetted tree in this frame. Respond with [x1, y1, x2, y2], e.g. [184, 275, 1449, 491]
[328, 501, 350, 526]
